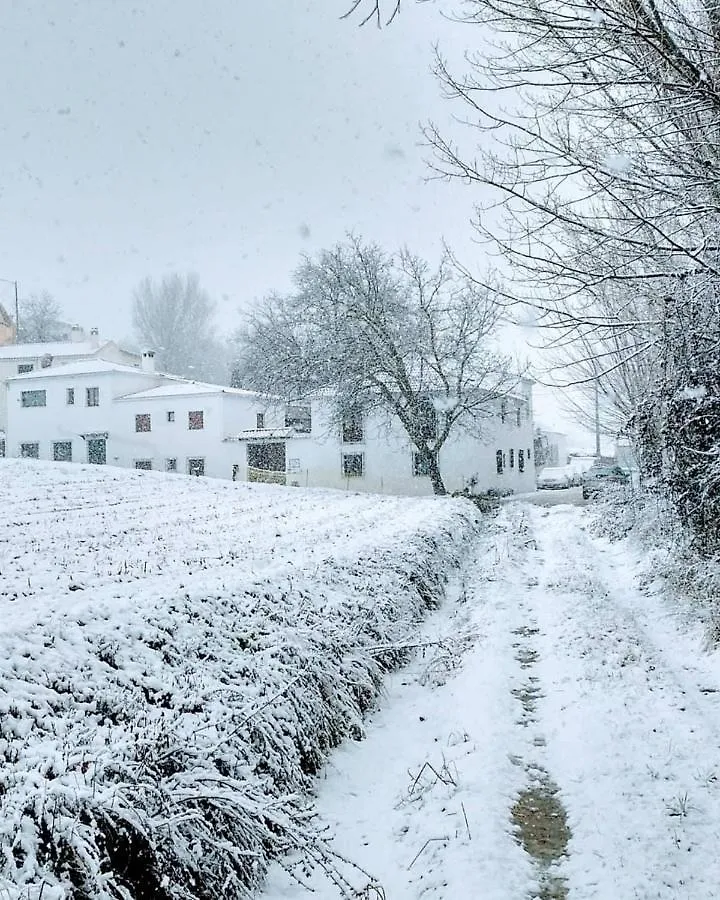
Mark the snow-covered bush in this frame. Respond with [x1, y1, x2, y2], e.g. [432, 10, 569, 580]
[0, 462, 479, 898]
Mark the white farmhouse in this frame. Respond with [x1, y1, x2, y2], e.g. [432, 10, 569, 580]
[113, 382, 284, 478]
[0, 330, 140, 431]
[5, 357, 282, 479]
[230, 379, 536, 496]
[5, 357, 535, 496]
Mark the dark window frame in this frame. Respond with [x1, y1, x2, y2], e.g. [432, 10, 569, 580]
[187, 457, 205, 476]
[21, 389, 46, 408]
[341, 412, 364, 444]
[53, 441, 72, 462]
[135, 413, 151, 433]
[20, 442, 40, 459]
[342, 452, 364, 477]
[86, 387, 100, 407]
[188, 410, 204, 430]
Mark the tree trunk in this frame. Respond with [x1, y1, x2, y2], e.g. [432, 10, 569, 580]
[425, 448, 447, 496]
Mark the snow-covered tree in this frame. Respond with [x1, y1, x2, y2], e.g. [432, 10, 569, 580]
[233, 237, 517, 495]
[132, 273, 230, 383]
[17, 292, 66, 343]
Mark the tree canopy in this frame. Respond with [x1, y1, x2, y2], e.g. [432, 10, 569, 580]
[233, 237, 517, 494]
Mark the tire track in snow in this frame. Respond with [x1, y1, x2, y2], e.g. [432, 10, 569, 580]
[520, 502, 720, 899]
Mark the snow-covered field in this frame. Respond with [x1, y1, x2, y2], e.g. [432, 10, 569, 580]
[263, 502, 720, 900]
[5, 461, 720, 900]
[0, 460, 478, 899]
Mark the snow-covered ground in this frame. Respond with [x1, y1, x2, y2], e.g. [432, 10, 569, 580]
[0, 460, 479, 899]
[5, 460, 720, 899]
[262, 502, 720, 900]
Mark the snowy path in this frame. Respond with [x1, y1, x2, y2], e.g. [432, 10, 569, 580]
[261, 502, 720, 899]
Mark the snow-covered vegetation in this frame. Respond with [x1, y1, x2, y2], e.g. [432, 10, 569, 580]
[0, 460, 478, 898]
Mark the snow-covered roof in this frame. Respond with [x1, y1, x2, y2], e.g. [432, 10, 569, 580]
[7, 359, 146, 380]
[0, 340, 116, 360]
[116, 382, 267, 401]
[230, 427, 310, 441]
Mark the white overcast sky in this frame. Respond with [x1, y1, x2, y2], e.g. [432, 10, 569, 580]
[0, 0, 581, 436]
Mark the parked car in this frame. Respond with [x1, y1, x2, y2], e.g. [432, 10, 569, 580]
[537, 467, 572, 490]
[581, 465, 631, 499]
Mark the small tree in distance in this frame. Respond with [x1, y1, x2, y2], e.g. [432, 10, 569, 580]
[233, 237, 518, 495]
[17, 292, 66, 343]
[132, 273, 228, 382]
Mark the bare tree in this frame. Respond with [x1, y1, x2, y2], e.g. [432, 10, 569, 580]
[132, 273, 228, 382]
[17, 292, 66, 343]
[342, 0, 402, 27]
[417, 0, 720, 542]
[233, 237, 516, 495]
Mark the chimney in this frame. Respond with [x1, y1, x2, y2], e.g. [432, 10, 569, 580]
[70, 324, 84, 343]
[89, 327, 99, 348]
[141, 350, 156, 373]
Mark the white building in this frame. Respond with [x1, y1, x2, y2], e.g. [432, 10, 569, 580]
[0, 331, 140, 431]
[230, 380, 536, 496]
[113, 382, 284, 478]
[5, 359, 535, 496]
[4, 357, 280, 478]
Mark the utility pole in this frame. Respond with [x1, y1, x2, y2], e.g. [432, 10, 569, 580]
[594, 379, 601, 459]
[0, 277, 19, 342]
[14, 281, 19, 342]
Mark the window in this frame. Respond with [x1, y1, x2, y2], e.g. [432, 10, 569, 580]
[86, 387, 99, 407]
[166, 458, 178, 472]
[285, 404, 311, 433]
[500, 400, 507, 423]
[516, 407, 522, 427]
[518, 449, 525, 473]
[53, 441, 72, 462]
[342, 453, 364, 477]
[342, 411, 363, 443]
[188, 410, 204, 430]
[496, 449, 503, 474]
[510, 448, 515, 469]
[187, 457, 205, 476]
[0, 439, 5, 458]
[40, 354, 52, 369]
[21, 390, 46, 407]
[17, 363, 34, 374]
[256, 412, 265, 430]
[135, 413, 151, 433]
[528, 446, 532, 461]
[413, 451, 435, 477]
[66, 388, 75, 405]
[87, 438, 106, 465]
[134, 459, 152, 470]
[21, 442, 39, 459]
[166, 410, 175, 423]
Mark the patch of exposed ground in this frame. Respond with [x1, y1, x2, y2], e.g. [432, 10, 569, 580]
[510, 610, 571, 899]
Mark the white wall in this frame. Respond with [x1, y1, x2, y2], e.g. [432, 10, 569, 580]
[114, 390, 281, 478]
[0, 342, 139, 430]
[280, 388, 536, 496]
[6, 368, 164, 466]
